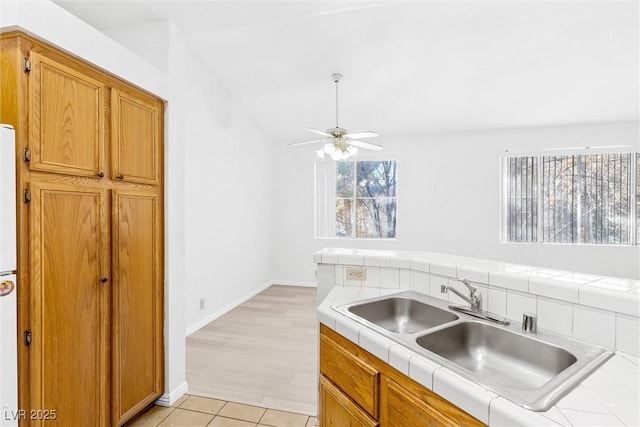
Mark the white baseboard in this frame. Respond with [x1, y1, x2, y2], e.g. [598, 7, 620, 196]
[184, 280, 318, 336]
[155, 381, 188, 407]
[185, 281, 272, 336]
[270, 280, 317, 288]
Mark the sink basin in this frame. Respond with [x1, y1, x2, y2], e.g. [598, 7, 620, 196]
[416, 321, 577, 390]
[416, 320, 613, 410]
[347, 296, 459, 333]
[333, 292, 613, 410]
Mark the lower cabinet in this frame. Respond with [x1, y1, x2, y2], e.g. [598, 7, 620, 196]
[28, 180, 110, 426]
[320, 376, 378, 427]
[111, 189, 164, 424]
[319, 324, 485, 427]
[26, 178, 163, 426]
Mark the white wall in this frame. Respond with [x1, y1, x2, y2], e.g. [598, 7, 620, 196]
[273, 121, 640, 282]
[0, 0, 187, 402]
[105, 22, 275, 332]
[2, 0, 273, 400]
[179, 35, 274, 331]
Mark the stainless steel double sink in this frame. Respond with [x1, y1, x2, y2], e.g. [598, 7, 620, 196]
[333, 291, 613, 411]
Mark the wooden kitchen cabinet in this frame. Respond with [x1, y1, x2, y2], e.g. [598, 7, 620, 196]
[28, 179, 110, 426]
[1, 32, 164, 426]
[111, 88, 162, 185]
[28, 51, 106, 178]
[319, 324, 485, 427]
[111, 189, 164, 424]
[380, 377, 480, 427]
[320, 333, 379, 417]
[320, 376, 378, 427]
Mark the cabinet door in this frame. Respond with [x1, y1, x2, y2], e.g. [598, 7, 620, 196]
[29, 180, 110, 426]
[112, 189, 163, 425]
[28, 51, 105, 177]
[111, 88, 162, 185]
[380, 377, 483, 427]
[320, 334, 379, 417]
[320, 376, 378, 427]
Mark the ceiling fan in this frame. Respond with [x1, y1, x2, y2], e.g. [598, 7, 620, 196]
[289, 73, 383, 160]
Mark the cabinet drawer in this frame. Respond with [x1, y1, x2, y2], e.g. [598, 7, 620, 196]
[320, 376, 378, 427]
[320, 334, 379, 418]
[381, 377, 485, 427]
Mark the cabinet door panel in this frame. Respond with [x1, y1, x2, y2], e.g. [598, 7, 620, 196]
[320, 376, 378, 427]
[380, 377, 484, 427]
[112, 189, 163, 425]
[320, 335, 379, 417]
[29, 180, 109, 426]
[111, 89, 161, 185]
[29, 51, 105, 177]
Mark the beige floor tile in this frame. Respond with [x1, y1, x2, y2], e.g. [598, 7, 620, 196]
[180, 395, 226, 415]
[208, 416, 256, 427]
[158, 408, 214, 427]
[305, 417, 318, 427]
[172, 394, 189, 408]
[189, 388, 264, 407]
[217, 402, 266, 424]
[258, 409, 309, 427]
[259, 397, 316, 417]
[125, 405, 175, 426]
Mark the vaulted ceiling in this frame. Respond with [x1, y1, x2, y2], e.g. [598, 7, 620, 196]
[54, 1, 639, 143]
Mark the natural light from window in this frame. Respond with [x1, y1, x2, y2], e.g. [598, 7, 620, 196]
[502, 152, 639, 245]
[315, 160, 397, 239]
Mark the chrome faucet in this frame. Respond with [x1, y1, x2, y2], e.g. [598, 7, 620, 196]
[441, 279, 483, 312]
[440, 278, 509, 325]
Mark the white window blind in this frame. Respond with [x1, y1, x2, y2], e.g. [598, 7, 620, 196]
[503, 152, 639, 245]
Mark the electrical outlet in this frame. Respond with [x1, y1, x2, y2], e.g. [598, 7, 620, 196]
[346, 266, 366, 281]
[200, 298, 205, 310]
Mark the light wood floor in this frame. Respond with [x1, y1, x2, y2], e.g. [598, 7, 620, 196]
[186, 285, 318, 416]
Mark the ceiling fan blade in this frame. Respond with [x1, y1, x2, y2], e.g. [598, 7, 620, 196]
[347, 139, 383, 151]
[288, 139, 326, 147]
[304, 127, 332, 137]
[345, 131, 378, 139]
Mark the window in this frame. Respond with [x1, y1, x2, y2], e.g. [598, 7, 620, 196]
[316, 160, 397, 239]
[503, 152, 639, 245]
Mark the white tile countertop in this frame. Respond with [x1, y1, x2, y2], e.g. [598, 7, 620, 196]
[318, 286, 639, 426]
[315, 248, 640, 426]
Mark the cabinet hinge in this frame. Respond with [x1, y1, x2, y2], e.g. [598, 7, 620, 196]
[23, 57, 31, 73]
[23, 147, 31, 162]
[23, 188, 31, 203]
[24, 330, 32, 346]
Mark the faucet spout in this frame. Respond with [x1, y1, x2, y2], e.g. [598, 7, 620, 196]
[441, 279, 483, 312]
[444, 286, 473, 305]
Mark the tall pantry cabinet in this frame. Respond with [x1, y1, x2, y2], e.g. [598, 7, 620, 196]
[1, 32, 164, 426]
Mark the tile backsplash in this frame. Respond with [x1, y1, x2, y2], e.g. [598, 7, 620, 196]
[315, 248, 640, 356]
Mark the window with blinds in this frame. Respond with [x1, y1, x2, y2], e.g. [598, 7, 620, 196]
[503, 152, 639, 245]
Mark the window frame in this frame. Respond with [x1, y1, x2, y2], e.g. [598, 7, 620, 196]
[500, 148, 639, 246]
[315, 156, 398, 240]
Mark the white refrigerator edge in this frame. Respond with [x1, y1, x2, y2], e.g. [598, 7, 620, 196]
[0, 124, 18, 426]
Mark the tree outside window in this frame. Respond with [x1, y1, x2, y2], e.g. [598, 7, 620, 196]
[504, 152, 639, 245]
[336, 160, 397, 238]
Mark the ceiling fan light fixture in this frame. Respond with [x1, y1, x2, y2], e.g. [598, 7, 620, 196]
[289, 73, 382, 160]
